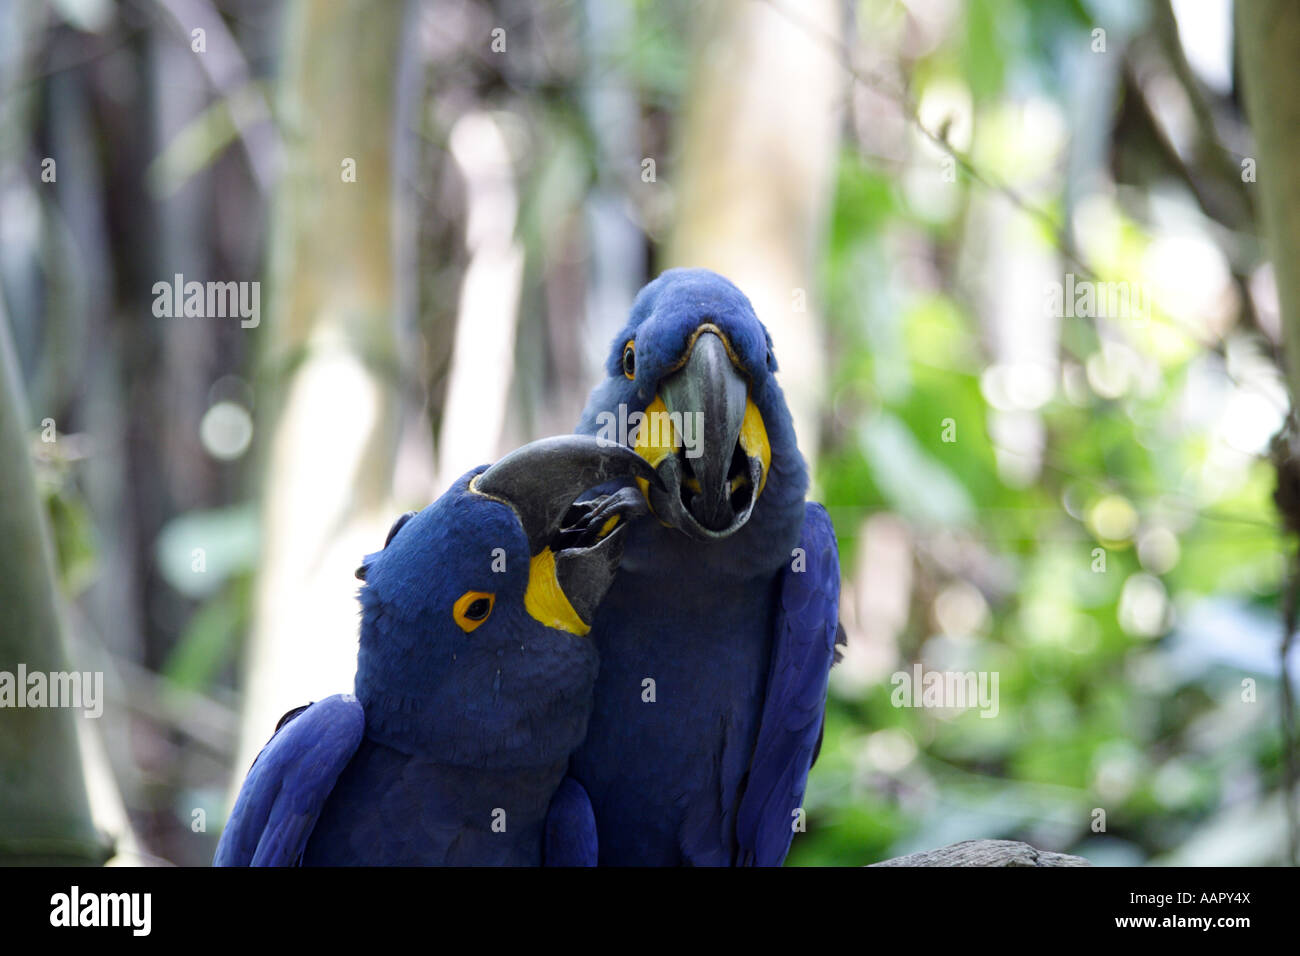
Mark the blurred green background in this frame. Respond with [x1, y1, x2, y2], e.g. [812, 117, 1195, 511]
[1, 0, 1295, 866]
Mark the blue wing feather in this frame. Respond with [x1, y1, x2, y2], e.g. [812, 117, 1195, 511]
[543, 776, 598, 866]
[213, 694, 365, 866]
[735, 502, 840, 866]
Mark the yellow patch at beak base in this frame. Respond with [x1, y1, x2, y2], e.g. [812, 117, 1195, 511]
[524, 548, 590, 636]
[739, 398, 770, 498]
[633, 395, 679, 520]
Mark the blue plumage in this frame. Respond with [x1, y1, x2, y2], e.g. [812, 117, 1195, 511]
[542, 777, 600, 867]
[736, 502, 841, 864]
[213, 694, 364, 866]
[573, 268, 842, 865]
[215, 437, 655, 866]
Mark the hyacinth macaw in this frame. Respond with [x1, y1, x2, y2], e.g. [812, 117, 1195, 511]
[213, 436, 658, 866]
[573, 268, 843, 866]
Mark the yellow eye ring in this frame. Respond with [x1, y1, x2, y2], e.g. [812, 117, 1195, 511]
[453, 591, 495, 633]
[622, 340, 636, 379]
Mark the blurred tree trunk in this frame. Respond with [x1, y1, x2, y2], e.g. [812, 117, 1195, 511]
[577, 0, 646, 402]
[1236, 0, 1300, 867]
[664, 0, 843, 467]
[233, 0, 406, 776]
[1237, 2, 1300, 401]
[433, 112, 525, 491]
[0, 307, 110, 865]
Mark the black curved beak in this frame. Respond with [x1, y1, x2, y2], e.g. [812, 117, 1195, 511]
[648, 330, 764, 540]
[475, 435, 662, 628]
[550, 486, 647, 625]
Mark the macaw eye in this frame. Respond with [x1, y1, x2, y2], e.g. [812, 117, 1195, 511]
[453, 591, 495, 633]
[622, 341, 636, 379]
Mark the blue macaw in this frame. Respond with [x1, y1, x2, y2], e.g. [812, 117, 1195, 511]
[573, 268, 843, 865]
[214, 436, 658, 866]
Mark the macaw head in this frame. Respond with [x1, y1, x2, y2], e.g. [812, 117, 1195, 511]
[353, 435, 659, 767]
[581, 268, 806, 542]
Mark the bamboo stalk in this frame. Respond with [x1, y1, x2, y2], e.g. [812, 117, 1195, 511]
[0, 304, 110, 865]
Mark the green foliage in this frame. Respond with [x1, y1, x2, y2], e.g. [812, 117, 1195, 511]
[793, 0, 1289, 866]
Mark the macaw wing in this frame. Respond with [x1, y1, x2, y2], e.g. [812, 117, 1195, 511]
[543, 775, 598, 866]
[736, 502, 841, 866]
[213, 694, 365, 867]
